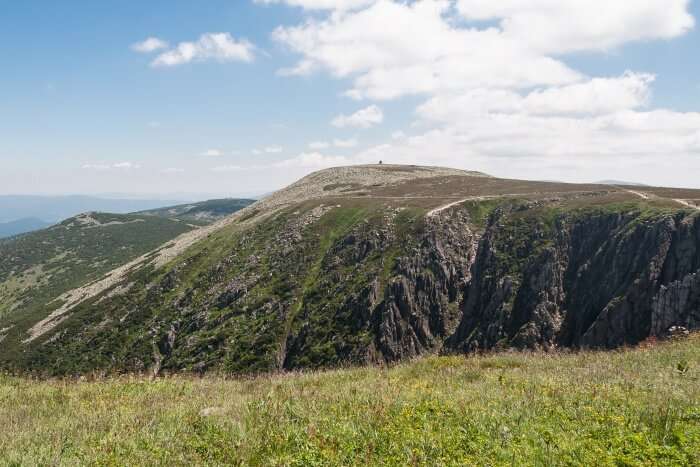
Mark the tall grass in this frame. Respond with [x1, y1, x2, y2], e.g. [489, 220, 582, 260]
[1, 336, 698, 465]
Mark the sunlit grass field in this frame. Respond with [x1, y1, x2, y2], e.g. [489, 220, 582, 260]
[1, 335, 698, 466]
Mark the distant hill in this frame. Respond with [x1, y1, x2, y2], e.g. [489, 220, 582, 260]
[595, 179, 650, 187]
[0, 195, 188, 224]
[139, 198, 256, 224]
[0, 218, 53, 239]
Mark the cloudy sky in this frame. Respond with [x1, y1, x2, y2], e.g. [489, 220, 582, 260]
[1, 0, 699, 196]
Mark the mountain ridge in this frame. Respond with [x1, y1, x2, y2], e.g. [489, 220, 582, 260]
[1, 165, 699, 375]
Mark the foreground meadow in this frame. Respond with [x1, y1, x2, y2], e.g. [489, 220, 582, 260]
[1, 336, 699, 466]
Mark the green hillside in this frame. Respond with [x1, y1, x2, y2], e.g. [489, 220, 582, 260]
[1, 334, 698, 465]
[0, 198, 253, 362]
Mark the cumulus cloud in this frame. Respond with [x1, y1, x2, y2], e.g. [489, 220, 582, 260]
[417, 72, 656, 121]
[131, 37, 169, 53]
[266, 0, 699, 186]
[348, 108, 700, 186]
[271, 0, 691, 100]
[332, 105, 383, 128]
[455, 0, 694, 54]
[152, 33, 254, 67]
[273, 0, 582, 99]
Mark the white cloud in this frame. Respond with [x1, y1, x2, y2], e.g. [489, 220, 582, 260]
[272, 0, 582, 99]
[199, 149, 223, 157]
[333, 138, 358, 148]
[309, 141, 330, 149]
[272, 0, 692, 100]
[522, 72, 655, 116]
[274, 152, 349, 168]
[152, 33, 255, 67]
[417, 72, 656, 121]
[255, 0, 375, 10]
[147, 121, 162, 128]
[332, 105, 383, 128]
[161, 167, 185, 174]
[262, 0, 698, 186]
[82, 162, 141, 170]
[210, 151, 350, 172]
[328, 108, 696, 187]
[131, 37, 169, 53]
[456, 0, 694, 54]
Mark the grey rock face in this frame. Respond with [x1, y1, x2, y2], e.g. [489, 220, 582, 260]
[652, 272, 700, 336]
[447, 207, 700, 353]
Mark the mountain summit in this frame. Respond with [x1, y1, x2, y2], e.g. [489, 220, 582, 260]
[1, 165, 699, 375]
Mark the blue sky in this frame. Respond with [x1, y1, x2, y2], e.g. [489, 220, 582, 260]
[1, 0, 699, 195]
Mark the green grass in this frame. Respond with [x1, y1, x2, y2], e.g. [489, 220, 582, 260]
[2, 335, 698, 465]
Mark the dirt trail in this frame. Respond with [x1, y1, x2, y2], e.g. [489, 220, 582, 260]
[427, 196, 488, 217]
[674, 199, 700, 211]
[625, 190, 650, 200]
[624, 190, 699, 211]
[426, 190, 610, 217]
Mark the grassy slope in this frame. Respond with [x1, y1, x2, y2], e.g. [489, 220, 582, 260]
[1, 336, 698, 466]
[0, 199, 253, 357]
[0, 213, 196, 360]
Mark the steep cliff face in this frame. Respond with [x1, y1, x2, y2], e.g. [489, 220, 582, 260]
[447, 204, 700, 352]
[284, 207, 478, 368]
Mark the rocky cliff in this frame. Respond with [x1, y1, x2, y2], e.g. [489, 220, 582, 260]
[447, 203, 700, 353]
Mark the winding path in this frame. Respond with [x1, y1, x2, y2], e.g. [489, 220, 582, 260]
[426, 196, 486, 217]
[674, 198, 700, 211]
[625, 189, 700, 211]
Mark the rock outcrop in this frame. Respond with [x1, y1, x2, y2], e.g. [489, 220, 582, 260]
[447, 206, 700, 352]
